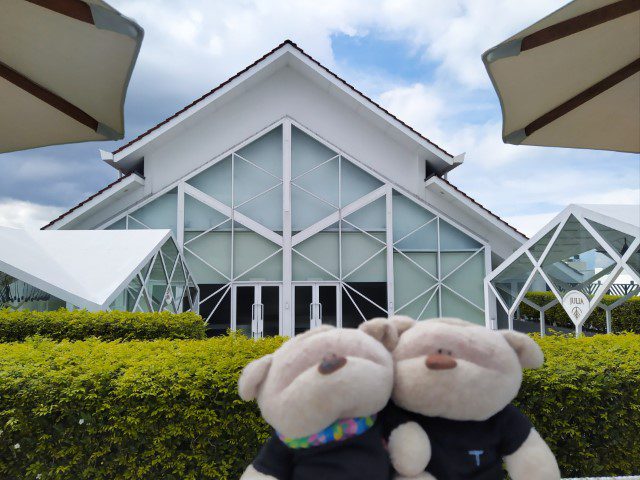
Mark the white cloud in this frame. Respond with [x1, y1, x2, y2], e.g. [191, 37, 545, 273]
[504, 212, 558, 238]
[0, 199, 64, 230]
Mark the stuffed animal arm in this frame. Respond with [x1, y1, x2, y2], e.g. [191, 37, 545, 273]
[387, 421, 431, 477]
[505, 429, 561, 480]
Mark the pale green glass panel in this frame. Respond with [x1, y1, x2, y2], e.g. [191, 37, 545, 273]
[403, 252, 438, 277]
[491, 253, 533, 310]
[441, 252, 474, 277]
[293, 158, 339, 207]
[343, 197, 385, 232]
[393, 252, 437, 309]
[395, 219, 437, 251]
[291, 186, 336, 232]
[294, 229, 339, 278]
[183, 231, 231, 283]
[341, 159, 383, 206]
[105, 217, 126, 230]
[234, 155, 280, 206]
[587, 219, 635, 257]
[148, 255, 169, 311]
[236, 126, 283, 178]
[442, 253, 484, 307]
[439, 220, 482, 251]
[161, 238, 180, 270]
[541, 215, 614, 296]
[128, 191, 177, 237]
[184, 194, 228, 231]
[187, 156, 232, 206]
[233, 229, 280, 279]
[529, 226, 558, 261]
[237, 251, 283, 281]
[137, 293, 153, 313]
[109, 290, 127, 311]
[342, 232, 385, 281]
[236, 184, 283, 231]
[392, 192, 436, 242]
[169, 260, 187, 310]
[293, 253, 337, 281]
[441, 288, 484, 325]
[292, 126, 337, 178]
[396, 289, 439, 320]
[628, 246, 640, 278]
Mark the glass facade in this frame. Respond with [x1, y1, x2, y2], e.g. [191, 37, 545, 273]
[0, 273, 66, 311]
[108, 237, 199, 313]
[104, 122, 488, 335]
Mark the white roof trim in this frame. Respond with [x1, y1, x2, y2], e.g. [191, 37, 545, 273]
[425, 176, 527, 243]
[45, 173, 144, 230]
[112, 43, 454, 165]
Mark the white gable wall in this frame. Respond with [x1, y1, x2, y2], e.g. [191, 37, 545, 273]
[141, 65, 424, 199]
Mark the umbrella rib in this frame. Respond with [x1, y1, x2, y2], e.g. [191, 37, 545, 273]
[521, 0, 640, 51]
[0, 61, 99, 132]
[24, 0, 94, 25]
[525, 58, 640, 137]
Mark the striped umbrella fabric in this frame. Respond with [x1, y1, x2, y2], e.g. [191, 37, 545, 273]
[482, 0, 640, 153]
[0, 0, 143, 153]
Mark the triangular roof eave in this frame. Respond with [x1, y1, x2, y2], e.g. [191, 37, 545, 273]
[109, 40, 454, 169]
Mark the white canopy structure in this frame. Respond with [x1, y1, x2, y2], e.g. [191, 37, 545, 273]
[0, 228, 198, 313]
[485, 204, 640, 336]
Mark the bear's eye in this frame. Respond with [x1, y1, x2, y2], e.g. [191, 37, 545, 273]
[437, 348, 443, 354]
[446, 350, 453, 356]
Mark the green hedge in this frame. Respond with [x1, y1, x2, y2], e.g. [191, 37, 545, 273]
[520, 292, 640, 333]
[0, 309, 206, 342]
[515, 333, 640, 477]
[0, 333, 637, 478]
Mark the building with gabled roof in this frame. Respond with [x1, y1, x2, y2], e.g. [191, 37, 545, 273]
[43, 40, 526, 335]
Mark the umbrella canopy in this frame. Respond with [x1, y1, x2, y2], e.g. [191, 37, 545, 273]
[0, 0, 143, 153]
[482, 0, 640, 153]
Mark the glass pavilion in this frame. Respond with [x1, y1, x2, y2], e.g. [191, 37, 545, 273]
[486, 204, 640, 336]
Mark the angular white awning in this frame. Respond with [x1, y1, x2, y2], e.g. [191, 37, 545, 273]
[0, 228, 171, 310]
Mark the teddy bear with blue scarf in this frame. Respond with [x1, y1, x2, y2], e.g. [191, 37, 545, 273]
[238, 320, 398, 480]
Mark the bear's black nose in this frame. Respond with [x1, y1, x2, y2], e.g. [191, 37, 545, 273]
[426, 354, 457, 370]
[318, 354, 347, 375]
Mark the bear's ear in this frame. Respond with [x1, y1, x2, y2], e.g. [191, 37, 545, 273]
[388, 315, 417, 337]
[238, 354, 273, 401]
[359, 318, 398, 351]
[499, 331, 544, 369]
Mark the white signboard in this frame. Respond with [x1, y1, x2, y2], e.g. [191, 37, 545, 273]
[562, 290, 590, 325]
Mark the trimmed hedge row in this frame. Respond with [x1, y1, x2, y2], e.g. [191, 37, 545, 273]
[0, 333, 638, 478]
[520, 292, 640, 333]
[0, 309, 205, 342]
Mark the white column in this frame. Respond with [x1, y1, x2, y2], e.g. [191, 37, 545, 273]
[508, 311, 514, 331]
[605, 309, 612, 334]
[385, 185, 394, 316]
[282, 119, 293, 336]
[483, 245, 494, 329]
[177, 182, 185, 250]
[540, 310, 545, 337]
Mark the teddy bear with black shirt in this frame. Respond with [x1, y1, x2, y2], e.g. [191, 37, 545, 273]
[238, 320, 398, 480]
[384, 316, 561, 480]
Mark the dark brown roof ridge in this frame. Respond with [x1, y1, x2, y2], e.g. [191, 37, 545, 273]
[41, 172, 135, 230]
[437, 176, 528, 239]
[112, 39, 453, 158]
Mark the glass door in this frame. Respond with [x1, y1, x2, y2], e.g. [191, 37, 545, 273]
[292, 282, 340, 335]
[234, 284, 281, 338]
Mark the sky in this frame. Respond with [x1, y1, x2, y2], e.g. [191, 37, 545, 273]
[1, 0, 638, 236]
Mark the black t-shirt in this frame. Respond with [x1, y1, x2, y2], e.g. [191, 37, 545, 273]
[252, 420, 391, 480]
[383, 403, 533, 480]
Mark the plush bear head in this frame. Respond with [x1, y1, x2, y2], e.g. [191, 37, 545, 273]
[238, 320, 397, 438]
[390, 316, 544, 421]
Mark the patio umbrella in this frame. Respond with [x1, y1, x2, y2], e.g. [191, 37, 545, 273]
[0, 0, 143, 153]
[482, 0, 640, 153]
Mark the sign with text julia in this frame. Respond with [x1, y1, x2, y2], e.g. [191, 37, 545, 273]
[562, 290, 590, 325]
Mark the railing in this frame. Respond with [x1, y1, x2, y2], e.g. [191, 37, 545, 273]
[583, 282, 638, 296]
